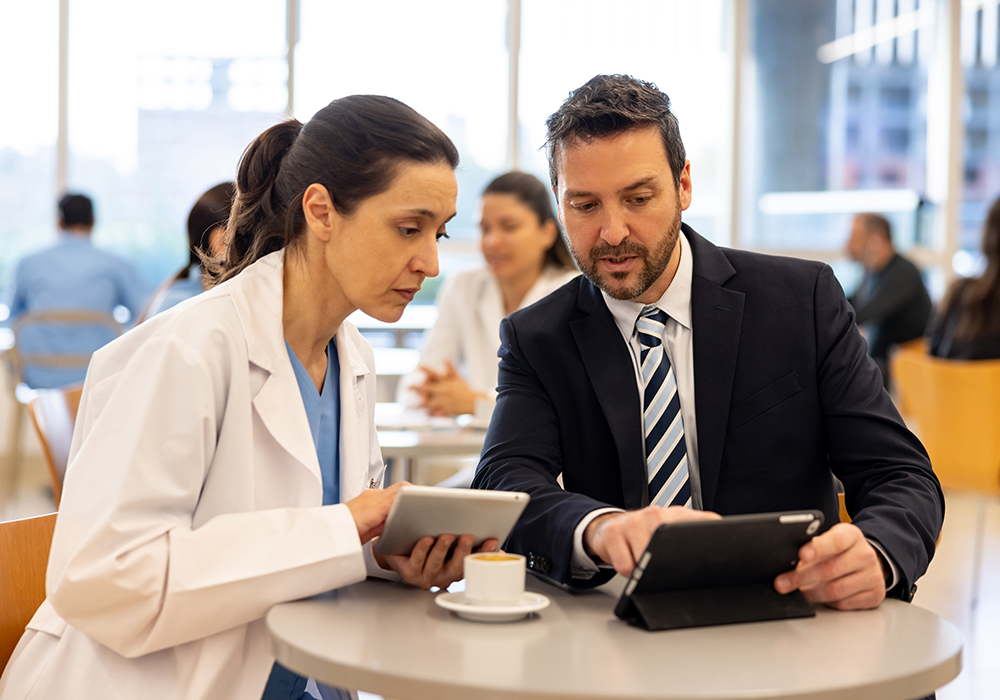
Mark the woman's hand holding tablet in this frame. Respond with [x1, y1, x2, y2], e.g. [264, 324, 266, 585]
[367, 485, 528, 589]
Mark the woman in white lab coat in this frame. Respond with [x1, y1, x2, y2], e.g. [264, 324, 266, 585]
[405, 172, 578, 422]
[0, 95, 489, 700]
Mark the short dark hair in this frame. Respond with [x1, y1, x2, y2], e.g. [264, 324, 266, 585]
[544, 74, 686, 189]
[210, 95, 460, 286]
[482, 171, 574, 270]
[58, 193, 94, 228]
[857, 213, 893, 244]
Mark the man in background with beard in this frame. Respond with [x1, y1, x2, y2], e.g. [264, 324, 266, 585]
[473, 74, 942, 614]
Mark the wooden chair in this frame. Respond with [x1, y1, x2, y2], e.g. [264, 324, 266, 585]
[0, 512, 57, 671]
[1, 310, 119, 507]
[27, 386, 83, 507]
[890, 346, 1000, 496]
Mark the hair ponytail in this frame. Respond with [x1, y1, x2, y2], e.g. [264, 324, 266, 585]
[206, 120, 301, 285]
[205, 95, 458, 287]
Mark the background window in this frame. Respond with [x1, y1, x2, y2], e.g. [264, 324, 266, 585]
[742, 0, 933, 294]
[295, 0, 509, 303]
[518, 0, 729, 244]
[66, 0, 288, 291]
[0, 2, 59, 290]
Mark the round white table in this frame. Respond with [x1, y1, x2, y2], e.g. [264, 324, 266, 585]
[267, 577, 962, 700]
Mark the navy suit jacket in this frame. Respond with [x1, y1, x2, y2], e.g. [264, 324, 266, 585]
[473, 225, 943, 599]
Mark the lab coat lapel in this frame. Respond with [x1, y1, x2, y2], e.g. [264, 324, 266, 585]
[336, 325, 374, 500]
[571, 281, 648, 510]
[687, 229, 744, 511]
[229, 251, 323, 490]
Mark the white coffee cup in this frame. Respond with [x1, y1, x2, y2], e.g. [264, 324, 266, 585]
[463, 552, 526, 606]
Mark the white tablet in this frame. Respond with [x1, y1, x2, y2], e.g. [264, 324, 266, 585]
[374, 485, 530, 556]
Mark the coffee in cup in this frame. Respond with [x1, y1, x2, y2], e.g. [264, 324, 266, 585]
[463, 552, 526, 606]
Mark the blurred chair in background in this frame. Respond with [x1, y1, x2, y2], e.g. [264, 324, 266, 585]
[1, 312, 119, 508]
[891, 347, 1000, 496]
[891, 345, 1000, 609]
[0, 512, 57, 671]
[27, 385, 83, 507]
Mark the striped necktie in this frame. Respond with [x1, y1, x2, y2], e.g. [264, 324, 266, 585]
[636, 305, 691, 508]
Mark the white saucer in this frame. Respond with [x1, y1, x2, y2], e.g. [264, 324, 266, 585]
[435, 591, 550, 622]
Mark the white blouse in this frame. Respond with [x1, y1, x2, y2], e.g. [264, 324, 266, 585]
[400, 265, 579, 421]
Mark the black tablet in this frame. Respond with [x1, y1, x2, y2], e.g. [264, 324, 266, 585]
[614, 510, 824, 631]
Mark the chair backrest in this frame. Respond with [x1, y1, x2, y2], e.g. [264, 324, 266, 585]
[891, 347, 1000, 495]
[7, 310, 122, 389]
[27, 386, 83, 506]
[0, 513, 57, 671]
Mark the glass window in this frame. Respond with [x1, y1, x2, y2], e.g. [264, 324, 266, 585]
[960, 0, 1000, 274]
[295, 0, 509, 259]
[67, 0, 288, 291]
[518, 0, 729, 244]
[742, 0, 932, 273]
[0, 2, 59, 293]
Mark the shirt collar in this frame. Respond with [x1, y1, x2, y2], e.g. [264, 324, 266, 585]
[602, 230, 693, 339]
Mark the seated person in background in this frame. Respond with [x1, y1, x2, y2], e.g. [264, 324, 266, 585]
[3, 193, 147, 388]
[474, 75, 943, 612]
[404, 171, 578, 421]
[845, 212, 932, 380]
[141, 182, 234, 319]
[929, 195, 1000, 359]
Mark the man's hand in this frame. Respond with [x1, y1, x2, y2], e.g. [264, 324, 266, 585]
[413, 360, 484, 417]
[583, 506, 722, 577]
[373, 535, 500, 589]
[774, 522, 887, 610]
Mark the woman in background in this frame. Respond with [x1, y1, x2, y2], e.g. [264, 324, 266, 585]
[141, 182, 235, 319]
[929, 195, 1000, 359]
[406, 171, 578, 421]
[0, 95, 493, 700]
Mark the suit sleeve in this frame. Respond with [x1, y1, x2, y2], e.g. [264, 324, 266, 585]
[851, 260, 922, 326]
[814, 265, 944, 600]
[473, 316, 616, 588]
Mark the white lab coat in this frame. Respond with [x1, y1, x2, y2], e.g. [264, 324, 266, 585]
[0, 250, 388, 700]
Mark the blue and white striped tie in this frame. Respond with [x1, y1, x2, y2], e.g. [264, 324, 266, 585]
[636, 306, 691, 508]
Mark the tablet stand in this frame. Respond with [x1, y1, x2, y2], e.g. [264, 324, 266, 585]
[625, 583, 815, 631]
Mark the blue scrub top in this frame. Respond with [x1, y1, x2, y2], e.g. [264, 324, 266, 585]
[5, 233, 148, 388]
[262, 339, 342, 700]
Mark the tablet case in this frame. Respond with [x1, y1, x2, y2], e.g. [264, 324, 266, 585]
[614, 510, 823, 631]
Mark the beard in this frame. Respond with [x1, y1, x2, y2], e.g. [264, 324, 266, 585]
[568, 201, 682, 301]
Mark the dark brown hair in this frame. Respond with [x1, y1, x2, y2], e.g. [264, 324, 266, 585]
[945, 196, 1000, 341]
[58, 193, 94, 229]
[182, 182, 234, 279]
[208, 95, 459, 286]
[544, 74, 686, 189]
[482, 171, 574, 270]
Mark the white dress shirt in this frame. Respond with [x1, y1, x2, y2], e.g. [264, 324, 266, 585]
[571, 232, 697, 575]
[400, 265, 579, 421]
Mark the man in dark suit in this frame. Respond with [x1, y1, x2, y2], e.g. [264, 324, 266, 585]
[473, 75, 943, 610]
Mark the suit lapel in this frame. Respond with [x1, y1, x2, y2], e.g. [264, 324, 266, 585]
[687, 228, 744, 510]
[570, 282, 648, 509]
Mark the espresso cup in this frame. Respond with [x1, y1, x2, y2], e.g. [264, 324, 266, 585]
[463, 552, 526, 606]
